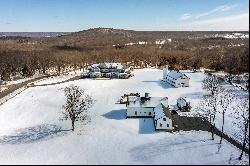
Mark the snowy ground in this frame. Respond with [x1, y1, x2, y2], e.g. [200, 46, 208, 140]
[0, 69, 248, 164]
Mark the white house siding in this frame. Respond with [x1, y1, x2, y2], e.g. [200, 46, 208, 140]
[163, 73, 189, 88]
[126, 107, 154, 117]
[155, 117, 172, 130]
[163, 66, 189, 88]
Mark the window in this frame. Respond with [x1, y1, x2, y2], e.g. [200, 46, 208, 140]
[163, 118, 166, 121]
[149, 112, 151, 115]
[167, 124, 169, 127]
[135, 111, 137, 115]
[160, 123, 162, 127]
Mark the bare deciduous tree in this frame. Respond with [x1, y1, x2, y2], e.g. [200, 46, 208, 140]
[218, 89, 235, 144]
[62, 85, 94, 131]
[202, 74, 224, 96]
[200, 75, 224, 140]
[231, 97, 249, 160]
[216, 88, 236, 153]
[199, 95, 219, 140]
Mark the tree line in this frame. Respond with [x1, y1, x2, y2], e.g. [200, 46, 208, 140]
[0, 34, 249, 81]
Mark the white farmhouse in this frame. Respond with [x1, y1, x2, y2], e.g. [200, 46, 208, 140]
[126, 93, 167, 118]
[125, 93, 173, 131]
[163, 65, 190, 87]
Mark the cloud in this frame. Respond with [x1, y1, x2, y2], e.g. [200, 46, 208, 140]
[180, 13, 249, 31]
[179, 3, 240, 21]
[195, 4, 239, 19]
[151, 12, 249, 31]
[180, 14, 192, 21]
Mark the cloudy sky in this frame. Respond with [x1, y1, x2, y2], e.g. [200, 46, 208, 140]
[0, 0, 249, 32]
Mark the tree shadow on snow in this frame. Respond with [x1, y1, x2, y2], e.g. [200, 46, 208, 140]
[0, 124, 70, 145]
[139, 118, 155, 134]
[142, 80, 175, 89]
[102, 109, 126, 120]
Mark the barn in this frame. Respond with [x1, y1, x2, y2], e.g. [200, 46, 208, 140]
[163, 65, 190, 87]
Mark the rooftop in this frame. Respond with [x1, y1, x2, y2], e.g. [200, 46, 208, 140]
[127, 96, 168, 108]
[90, 63, 125, 70]
[167, 70, 189, 79]
[154, 103, 172, 120]
[177, 97, 189, 108]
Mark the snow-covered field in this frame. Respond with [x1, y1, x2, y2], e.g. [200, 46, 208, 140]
[0, 69, 248, 164]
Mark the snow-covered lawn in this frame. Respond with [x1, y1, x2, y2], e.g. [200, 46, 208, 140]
[0, 69, 248, 164]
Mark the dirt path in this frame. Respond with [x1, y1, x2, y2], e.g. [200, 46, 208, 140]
[172, 114, 249, 154]
[28, 75, 80, 87]
[0, 75, 51, 99]
[0, 75, 80, 106]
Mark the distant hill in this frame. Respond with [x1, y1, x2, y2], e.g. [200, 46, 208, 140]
[0, 32, 71, 38]
[44, 28, 248, 49]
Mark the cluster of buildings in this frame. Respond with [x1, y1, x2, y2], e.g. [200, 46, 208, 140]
[121, 93, 173, 131]
[84, 62, 192, 132]
[119, 93, 191, 132]
[82, 63, 132, 79]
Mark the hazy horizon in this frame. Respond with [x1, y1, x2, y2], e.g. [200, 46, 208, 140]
[0, 28, 250, 33]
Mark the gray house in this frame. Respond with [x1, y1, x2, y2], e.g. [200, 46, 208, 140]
[87, 63, 132, 79]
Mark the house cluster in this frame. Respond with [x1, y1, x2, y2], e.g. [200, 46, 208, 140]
[82, 63, 132, 79]
[162, 65, 190, 87]
[120, 93, 173, 131]
[118, 93, 191, 132]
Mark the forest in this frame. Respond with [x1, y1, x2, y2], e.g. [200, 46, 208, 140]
[0, 28, 249, 81]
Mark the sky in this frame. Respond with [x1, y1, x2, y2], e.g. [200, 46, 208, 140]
[0, 0, 249, 32]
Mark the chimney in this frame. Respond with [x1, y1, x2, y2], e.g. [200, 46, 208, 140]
[165, 65, 168, 72]
[163, 65, 169, 78]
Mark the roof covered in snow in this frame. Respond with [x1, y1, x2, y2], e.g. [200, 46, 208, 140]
[128, 96, 139, 102]
[127, 97, 168, 108]
[177, 97, 188, 108]
[91, 63, 124, 69]
[154, 103, 171, 120]
[167, 70, 189, 80]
